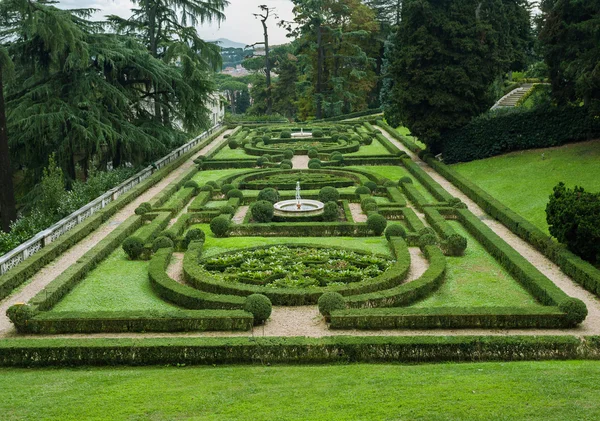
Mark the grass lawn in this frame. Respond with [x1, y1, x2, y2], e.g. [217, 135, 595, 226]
[211, 146, 253, 160]
[1, 361, 600, 420]
[346, 138, 391, 156]
[452, 140, 600, 233]
[412, 222, 540, 307]
[397, 126, 427, 149]
[52, 249, 179, 312]
[349, 165, 437, 202]
[191, 168, 250, 185]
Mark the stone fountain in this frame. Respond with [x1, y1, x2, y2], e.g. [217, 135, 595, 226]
[273, 181, 324, 217]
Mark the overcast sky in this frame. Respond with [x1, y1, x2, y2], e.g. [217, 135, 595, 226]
[58, 0, 295, 45]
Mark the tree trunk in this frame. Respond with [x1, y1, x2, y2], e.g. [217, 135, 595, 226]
[262, 18, 272, 114]
[0, 68, 17, 232]
[148, 2, 161, 122]
[316, 24, 324, 120]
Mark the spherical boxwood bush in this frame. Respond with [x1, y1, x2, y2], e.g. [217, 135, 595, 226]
[399, 176, 413, 184]
[443, 233, 467, 256]
[283, 148, 294, 159]
[559, 298, 588, 326]
[123, 236, 144, 260]
[251, 200, 274, 222]
[364, 202, 379, 213]
[308, 148, 319, 158]
[244, 294, 272, 325]
[383, 180, 397, 187]
[182, 228, 205, 249]
[161, 230, 178, 241]
[319, 186, 340, 203]
[318, 292, 346, 321]
[228, 139, 239, 149]
[134, 202, 152, 215]
[280, 163, 292, 170]
[221, 183, 235, 195]
[329, 151, 343, 162]
[367, 213, 387, 236]
[258, 187, 280, 204]
[184, 180, 199, 190]
[339, 135, 349, 141]
[355, 185, 371, 195]
[152, 236, 174, 252]
[206, 180, 219, 189]
[199, 184, 214, 192]
[364, 181, 378, 193]
[330, 134, 339, 142]
[448, 197, 468, 209]
[280, 159, 293, 167]
[262, 134, 271, 142]
[363, 136, 373, 145]
[220, 204, 235, 215]
[385, 224, 407, 240]
[361, 197, 377, 211]
[210, 215, 231, 238]
[226, 189, 244, 200]
[309, 158, 321, 166]
[308, 162, 322, 170]
[418, 227, 436, 237]
[419, 233, 437, 248]
[323, 201, 339, 222]
[280, 130, 292, 139]
[312, 129, 323, 138]
[256, 156, 271, 168]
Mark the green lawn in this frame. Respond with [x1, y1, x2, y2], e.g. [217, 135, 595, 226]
[349, 165, 437, 202]
[211, 146, 253, 160]
[413, 222, 540, 307]
[191, 168, 250, 185]
[346, 138, 391, 156]
[1, 361, 600, 420]
[452, 140, 600, 233]
[397, 126, 427, 149]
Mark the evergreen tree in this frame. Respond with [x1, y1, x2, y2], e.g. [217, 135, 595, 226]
[237, 89, 251, 114]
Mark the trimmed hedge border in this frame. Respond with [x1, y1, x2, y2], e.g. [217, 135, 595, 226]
[376, 121, 422, 153]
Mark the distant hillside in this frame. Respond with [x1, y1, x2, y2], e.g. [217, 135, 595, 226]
[210, 38, 247, 49]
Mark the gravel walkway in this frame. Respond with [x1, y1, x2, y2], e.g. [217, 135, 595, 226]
[232, 206, 249, 224]
[166, 253, 185, 284]
[291, 155, 309, 169]
[348, 203, 367, 222]
[0, 129, 233, 337]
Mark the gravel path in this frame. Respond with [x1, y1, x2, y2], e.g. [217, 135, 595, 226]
[166, 253, 185, 284]
[232, 206, 249, 224]
[0, 129, 233, 337]
[407, 248, 428, 282]
[291, 155, 309, 169]
[348, 203, 367, 222]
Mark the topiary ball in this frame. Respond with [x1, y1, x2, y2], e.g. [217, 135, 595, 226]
[226, 189, 244, 200]
[559, 298, 588, 326]
[200, 184, 214, 192]
[283, 149, 294, 159]
[206, 181, 219, 189]
[210, 215, 231, 238]
[319, 186, 340, 203]
[134, 205, 149, 215]
[280, 159, 293, 167]
[244, 294, 272, 325]
[251, 200, 274, 223]
[308, 162, 322, 170]
[330, 134, 339, 142]
[363, 136, 373, 145]
[399, 176, 413, 184]
[152, 236, 174, 252]
[361, 197, 377, 211]
[220, 204, 235, 215]
[280, 130, 292, 139]
[367, 214, 387, 236]
[383, 180, 397, 188]
[385, 224, 407, 240]
[418, 227, 436, 237]
[184, 180, 199, 191]
[419, 233, 438, 248]
[262, 134, 271, 142]
[280, 163, 292, 170]
[318, 292, 346, 321]
[228, 139, 239, 149]
[329, 152, 343, 162]
[221, 184, 235, 195]
[364, 181, 378, 193]
[258, 187, 280, 204]
[355, 186, 371, 195]
[364, 202, 379, 212]
[123, 236, 144, 260]
[312, 129, 323, 138]
[323, 201, 339, 222]
[182, 228, 205, 249]
[308, 148, 319, 159]
[443, 234, 467, 256]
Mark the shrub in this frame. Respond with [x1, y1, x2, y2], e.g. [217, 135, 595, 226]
[384, 180, 397, 187]
[330, 152, 343, 162]
[319, 186, 340, 203]
[226, 189, 244, 200]
[364, 202, 379, 212]
[340, 135, 349, 141]
[385, 224, 407, 240]
[251, 200, 275, 223]
[308, 148, 319, 158]
[418, 227, 436, 237]
[308, 162, 322, 169]
[258, 188, 280, 204]
[442, 233, 467, 256]
[221, 184, 235, 195]
[283, 149, 294, 159]
[312, 129, 323, 138]
[363, 136, 373, 145]
[256, 156, 271, 167]
[184, 180, 199, 190]
[199, 184, 214, 192]
[134, 205, 150, 216]
[419, 233, 437, 247]
[244, 294, 272, 325]
[210, 215, 230, 237]
[123, 237, 144, 260]
[361, 197, 377, 211]
[224, 134, 230, 139]
[206, 181, 219, 189]
[280, 163, 292, 170]
[220, 205, 235, 215]
[364, 181, 378, 193]
[280, 159, 293, 167]
[330, 134, 339, 142]
[546, 183, 600, 263]
[228, 139, 239, 149]
[559, 298, 588, 326]
[399, 176, 413, 184]
[280, 130, 292, 139]
[318, 292, 345, 321]
[323, 201, 339, 221]
[152, 236, 174, 252]
[262, 134, 271, 142]
[182, 228, 205, 249]
[367, 214, 387, 235]
[161, 230, 178, 241]
[355, 186, 371, 195]
[309, 158, 321, 166]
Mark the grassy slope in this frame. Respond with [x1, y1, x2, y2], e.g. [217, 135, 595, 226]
[191, 168, 250, 185]
[211, 146, 252, 160]
[349, 165, 437, 202]
[452, 140, 600, 233]
[1, 361, 599, 420]
[346, 138, 391, 156]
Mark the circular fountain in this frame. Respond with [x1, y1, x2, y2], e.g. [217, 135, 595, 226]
[274, 181, 324, 217]
[291, 128, 312, 138]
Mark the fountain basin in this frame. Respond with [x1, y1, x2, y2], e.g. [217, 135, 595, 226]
[273, 199, 325, 217]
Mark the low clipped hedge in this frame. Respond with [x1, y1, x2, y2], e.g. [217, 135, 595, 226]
[402, 158, 454, 202]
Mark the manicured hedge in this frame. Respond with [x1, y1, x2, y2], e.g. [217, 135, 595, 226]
[229, 223, 372, 238]
[153, 186, 195, 215]
[402, 158, 454, 202]
[376, 120, 422, 153]
[314, 108, 382, 122]
[400, 183, 431, 210]
[201, 160, 256, 169]
[187, 191, 212, 212]
[441, 106, 600, 164]
[400, 208, 426, 232]
[386, 187, 406, 206]
[133, 212, 172, 245]
[423, 208, 458, 240]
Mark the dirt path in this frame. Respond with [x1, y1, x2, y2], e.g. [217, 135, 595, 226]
[348, 203, 367, 222]
[292, 155, 309, 169]
[166, 253, 185, 284]
[0, 129, 233, 337]
[232, 206, 248, 224]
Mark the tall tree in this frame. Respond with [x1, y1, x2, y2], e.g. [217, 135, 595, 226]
[247, 5, 277, 114]
[0, 48, 16, 232]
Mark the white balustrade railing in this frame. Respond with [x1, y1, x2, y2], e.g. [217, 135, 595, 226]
[0, 123, 222, 276]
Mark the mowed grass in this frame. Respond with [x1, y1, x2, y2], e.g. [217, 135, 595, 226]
[397, 125, 427, 149]
[413, 222, 540, 307]
[452, 140, 600, 233]
[211, 145, 253, 160]
[2, 361, 600, 420]
[52, 249, 179, 312]
[191, 168, 250, 185]
[349, 165, 437, 202]
[346, 138, 391, 156]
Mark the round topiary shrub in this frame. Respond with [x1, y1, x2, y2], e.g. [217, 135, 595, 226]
[210, 215, 231, 238]
[280, 159, 293, 167]
[262, 134, 271, 142]
[384, 180, 397, 187]
[355, 185, 371, 195]
[134, 204, 150, 215]
[418, 227, 436, 237]
[152, 236, 174, 252]
[123, 236, 144, 260]
[308, 162, 322, 169]
[367, 213, 387, 236]
[206, 180, 219, 189]
[443, 234, 467, 256]
[340, 135, 349, 141]
[228, 139, 239, 149]
[448, 197, 467, 209]
[199, 184, 214, 192]
[308, 148, 319, 159]
[221, 183, 235, 195]
[220, 204, 235, 215]
[319, 186, 340, 203]
[399, 176, 413, 184]
[280, 130, 292, 139]
[385, 224, 407, 240]
[258, 187, 280, 204]
[224, 134, 230, 139]
[182, 228, 205, 249]
[244, 293, 272, 325]
[312, 129, 323, 138]
[363, 136, 373, 145]
[419, 233, 438, 247]
[280, 163, 292, 170]
[323, 201, 339, 222]
[161, 230, 178, 241]
[226, 189, 244, 200]
[318, 292, 346, 321]
[330, 134, 339, 142]
[283, 149, 294, 159]
[329, 151, 343, 161]
[256, 156, 271, 167]
[184, 180, 199, 190]
[251, 200, 274, 222]
[309, 158, 321, 166]
[364, 202, 379, 212]
[361, 197, 377, 211]
[559, 298, 588, 326]
[364, 181, 378, 193]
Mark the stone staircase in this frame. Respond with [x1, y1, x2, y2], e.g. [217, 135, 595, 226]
[492, 83, 534, 109]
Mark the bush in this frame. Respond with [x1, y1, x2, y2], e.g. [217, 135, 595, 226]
[244, 294, 272, 325]
[221, 184, 235, 195]
[364, 202, 379, 212]
[123, 237, 144, 260]
[331, 134, 339, 142]
[182, 228, 205, 249]
[262, 134, 271, 142]
[319, 186, 340, 203]
[251, 200, 275, 223]
[418, 227, 436, 237]
[355, 186, 371, 195]
[361, 197, 377, 211]
[226, 189, 244, 200]
[206, 181, 219, 189]
[546, 183, 600, 263]
[152, 236, 174, 252]
[283, 149, 294, 159]
[184, 180, 199, 191]
[258, 188, 280, 204]
[399, 176, 413, 184]
[220, 205, 235, 215]
[256, 156, 271, 167]
[308, 162, 322, 169]
[280, 163, 292, 170]
[364, 181, 378, 193]
[134, 205, 150, 216]
[330, 152, 343, 162]
[419, 233, 438, 247]
[199, 184, 214, 192]
[210, 215, 230, 238]
[280, 130, 292, 139]
[280, 159, 293, 167]
[228, 139, 239, 149]
[384, 180, 397, 187]
[364, 136, 373, 145]
[308, 148, 319, 158]
[323, 201, 339, 222]
[559, 298, 588, 326]
[442, 234, 467, 256]
[318, 292, 345, 320]
[312, 129, 323, 138]
[367, 214, 387, 235]
[385, 224, 407, 240]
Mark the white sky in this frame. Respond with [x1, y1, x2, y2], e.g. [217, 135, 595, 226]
[58, 0, 295, 45]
